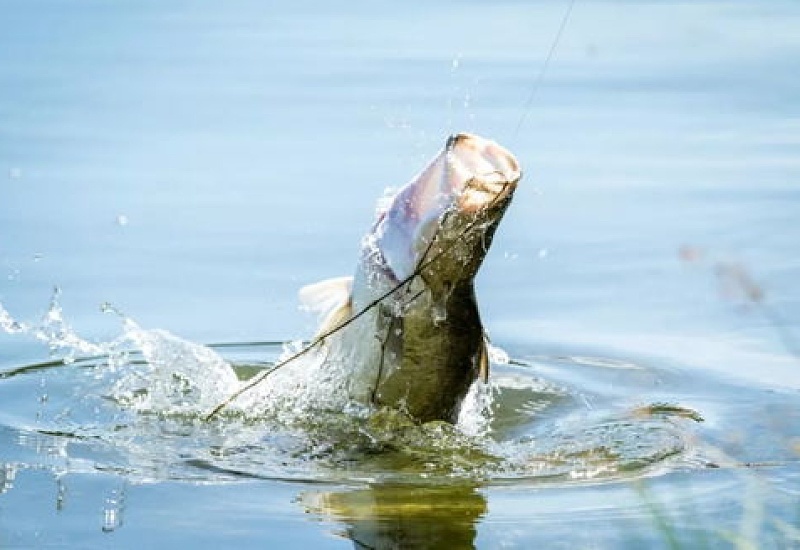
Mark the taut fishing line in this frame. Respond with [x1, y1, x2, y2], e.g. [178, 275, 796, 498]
[207, 2, 576, 420]
[512, 0, 577, 141]
[205, 179, 513, 420]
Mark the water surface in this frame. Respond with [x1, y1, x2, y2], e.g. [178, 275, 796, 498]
[1, 1, 799, 548]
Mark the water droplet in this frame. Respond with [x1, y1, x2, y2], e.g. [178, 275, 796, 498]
[116, 214, 129, 227]
[102, 508, 120, 532]
[32, 253, 44, 262]
[538, 248, 549, 259]
[101, 487, 125, 532]
[487, 344, 509, 365]
[503, 251, 519, 261]
[55, 477, 66, 511]
[0, 304, 26, 334]
[100, 302, 125, 317]
[0, 464, 16, 494]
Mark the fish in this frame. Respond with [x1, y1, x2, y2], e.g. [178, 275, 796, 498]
[299, 133, 521, 423]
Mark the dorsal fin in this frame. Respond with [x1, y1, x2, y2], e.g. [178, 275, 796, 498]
[298, 276, 354, 338]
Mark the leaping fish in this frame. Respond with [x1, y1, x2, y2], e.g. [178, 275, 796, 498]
[298, 133, 521, 422]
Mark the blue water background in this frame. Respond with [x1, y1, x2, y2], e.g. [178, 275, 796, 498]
[1, 1, 799, 547]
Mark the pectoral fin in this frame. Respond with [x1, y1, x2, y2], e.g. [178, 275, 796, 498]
[299, 276, 354, 339]
[478, 335, 490, 383]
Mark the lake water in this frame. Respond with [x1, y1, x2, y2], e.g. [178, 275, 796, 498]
[1, 1, 799, 548]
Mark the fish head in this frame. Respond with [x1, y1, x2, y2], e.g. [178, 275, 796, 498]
[368, 133, 521, 290]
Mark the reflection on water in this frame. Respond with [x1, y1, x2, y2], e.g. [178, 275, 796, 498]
[0, 324, 797, 547]
[2, 0, 800, 547]
[301, 484, 486, 550]
[0, 311, 706, 486]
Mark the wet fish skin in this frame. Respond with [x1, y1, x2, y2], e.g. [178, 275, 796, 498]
[367, 188, 514, 421]
[302, 133, 521, 423]
[370, 281, 484, 422]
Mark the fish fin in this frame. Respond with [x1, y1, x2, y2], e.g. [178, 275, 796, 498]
[299, 276, 353, 315]
[298, 276, 354, 338]
[478, 335, 490, 383]
[316, 298, 353, 339]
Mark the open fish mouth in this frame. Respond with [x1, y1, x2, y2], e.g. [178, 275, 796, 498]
[458, 172, 517, 214]
[204, 132, 523, 423]
[445, 132, 521, 214]
[374, 132, 522, 283]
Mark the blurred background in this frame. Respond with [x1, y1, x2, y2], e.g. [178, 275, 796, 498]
[2, 2, 798, 382]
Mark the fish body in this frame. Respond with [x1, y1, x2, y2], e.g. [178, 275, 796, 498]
[301, 133, 521, 422]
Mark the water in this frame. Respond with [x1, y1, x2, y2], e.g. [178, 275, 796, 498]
[2, 0, 799, 548]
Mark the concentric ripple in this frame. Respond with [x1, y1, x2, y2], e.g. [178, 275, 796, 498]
[0, 335, 701, 486]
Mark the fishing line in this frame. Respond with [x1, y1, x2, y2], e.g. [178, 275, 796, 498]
[205, 179, 513, 420]
[207, 2, 573, 419]
[511, 0, 576, 140]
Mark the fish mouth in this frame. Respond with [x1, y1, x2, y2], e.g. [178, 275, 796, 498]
[445, 133, 521, 214]
[371, 132, 521, 283]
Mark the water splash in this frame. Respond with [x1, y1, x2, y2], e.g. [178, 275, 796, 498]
[106, 321, 239, 414]
[0, 294, 701, 485]
[0, 303, 25, 334]
[235, 337, 372, 423]
[487, 342, 510, 365]
[101, 486, 126, 532]
[0, 464, 16, 494]
[1, 291, 383, 425]
[35, 288, 108, 362]
[1, 288, 110, 363]
[1, 293, 239, 416]
[457, 380, 494, 437]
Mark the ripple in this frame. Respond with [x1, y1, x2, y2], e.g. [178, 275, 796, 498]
[0, 341, 704, 487]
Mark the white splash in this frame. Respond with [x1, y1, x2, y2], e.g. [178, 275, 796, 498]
[1, 289, 107, 361]
[1, 293, 239, 416]
[457, 380, 495, 437]
[0, 304, 25, 334]
[34, 289, 108, 361]
[236, 337, 373, 424]
[1, 292, 505, 426]
[107, 318, 239, 414]
[456, 341, 510, 436]
[487, 342, 510, 365]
